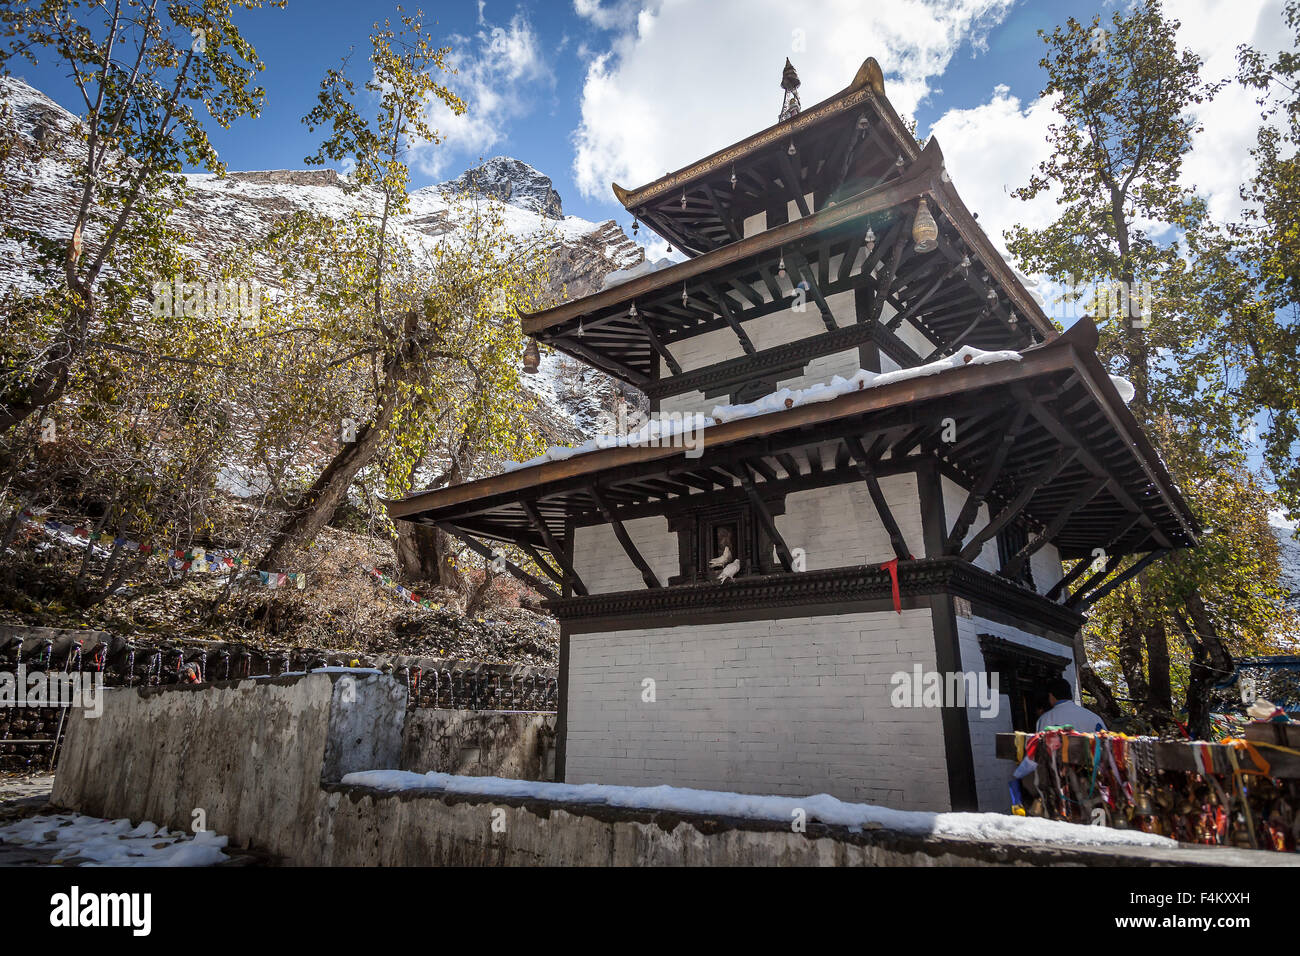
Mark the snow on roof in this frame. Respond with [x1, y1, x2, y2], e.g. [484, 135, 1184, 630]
[340, 769, 1176, 849]
[502, 345, 1023, 473]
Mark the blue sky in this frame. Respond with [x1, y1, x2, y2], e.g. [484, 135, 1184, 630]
[8, 0, 1292, 492]
[11, 0, 1156, 230]
[9, 0, 1279, 244]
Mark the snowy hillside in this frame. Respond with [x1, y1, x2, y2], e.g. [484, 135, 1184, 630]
[0, 76, 646, 444]
[1274, 515, 1300, 612]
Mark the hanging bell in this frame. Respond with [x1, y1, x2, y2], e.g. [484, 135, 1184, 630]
[681, 284, 689, 307]
[680, 191, 687, 211]
[912, 198, 938, 254]
[730, 166, 738, 188]
[632, 218, 639, 236]
[577, 317, 585, 338]
[864, 226, 876, 255]
[788, 141, 797, 156]
[522, 338, 540, 375]
[628, 301, 637, 319]
[777, 252, 786, 279]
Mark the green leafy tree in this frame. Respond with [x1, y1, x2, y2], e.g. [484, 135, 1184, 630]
[1235, 1, 1300, 519]
[1008, 1, 1297, 735]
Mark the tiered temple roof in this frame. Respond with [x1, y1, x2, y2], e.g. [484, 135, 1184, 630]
[389, 57, 1196, 617]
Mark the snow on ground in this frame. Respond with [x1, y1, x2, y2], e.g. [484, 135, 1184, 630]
[341, 769, 1178, 850]
[0, 813, 230, 866]
[503, 345, 1023, 473]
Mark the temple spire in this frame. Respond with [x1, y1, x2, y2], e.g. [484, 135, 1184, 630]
[780, 58, 801, 122]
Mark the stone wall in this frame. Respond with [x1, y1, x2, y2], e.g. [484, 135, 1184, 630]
[52, 672, 406, 857]
[48, 671, 1268, 866]
[400, 709, 556, 780]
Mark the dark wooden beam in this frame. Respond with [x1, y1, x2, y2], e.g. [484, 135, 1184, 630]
[634, 314, 683, 376]
[779, 150, 811, 218]
[1023, 396, 1174, 551]
[999, 476, 1107, 581]
[705, 282, 757, 355]
[958, 449, 1076, 563]
[1045, 511, 1144, 600]
[845, 435, 912, 560]
[872, 321, 926, 368]
[587, 485, 661, 589]
[1072, 548, 1170, 610]
[520, 499, 588, 596]
[551, 335, 650, 387]
[436, 523, 560, 600]
[944, 405, 1029, 553]
[701, 180, 742, 242]
[789, 252, 838, 332]
[521, 542, 565, 586]
[738, 463, 795, 572]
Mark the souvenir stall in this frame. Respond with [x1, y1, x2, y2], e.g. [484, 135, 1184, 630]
[996, 713, 1300, 851]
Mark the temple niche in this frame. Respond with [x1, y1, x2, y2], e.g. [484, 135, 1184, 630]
[389, 58, 1196, 812]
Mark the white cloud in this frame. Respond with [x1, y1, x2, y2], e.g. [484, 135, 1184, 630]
[412, 10, 552, 178]
[926, 83, 1059, 259]
[573, 0, 643, 31]
[1173, 0, 1287, 222]
[571, 0, 1016, 200]
[918, 0, 1288, 284]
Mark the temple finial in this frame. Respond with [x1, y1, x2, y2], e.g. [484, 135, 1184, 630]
[780, 58, 802, 122]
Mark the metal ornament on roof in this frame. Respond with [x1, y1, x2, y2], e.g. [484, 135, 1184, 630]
[912, 199, 938, 254]
[522, 338, 540, 374]
[780, 58, 802, 122]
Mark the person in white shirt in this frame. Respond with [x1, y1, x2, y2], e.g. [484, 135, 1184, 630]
[1012, 677, 1106, 782]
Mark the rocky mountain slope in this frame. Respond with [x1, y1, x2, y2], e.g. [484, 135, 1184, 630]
[0, 76, 644, 442]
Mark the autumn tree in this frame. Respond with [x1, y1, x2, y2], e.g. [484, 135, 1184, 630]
[0, 0, 284, 435]
[1009, 1, 1297, 734]
[254, 11, 551, 581]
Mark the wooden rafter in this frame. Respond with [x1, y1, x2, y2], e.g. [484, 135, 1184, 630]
[738, 462, 795, 572]
[999, 476, 1107, 581]
[845, 435, 911, 559]
[1072, 548, 1170, 610]
[520, 499, 588, 596]
[944, 405, 1028, 553]
[1044, 511, 1143, 600]
[436, 522, 560, 601]
[587, 484, 661, 589]
[957, 449, 1077, 563]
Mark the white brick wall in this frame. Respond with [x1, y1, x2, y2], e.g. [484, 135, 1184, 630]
[956, 613, 1077, 812]
[776, 477, 924, 568]
[564, 608, 953, 810]
[573, 517, 680, 594]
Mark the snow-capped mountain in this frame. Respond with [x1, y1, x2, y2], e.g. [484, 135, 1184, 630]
[442, 156, 565, 221]
[0, 76, 645, 442]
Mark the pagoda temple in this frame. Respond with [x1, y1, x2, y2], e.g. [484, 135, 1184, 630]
[389, 58, 1197, 812]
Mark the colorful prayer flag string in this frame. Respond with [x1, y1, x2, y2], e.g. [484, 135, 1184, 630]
[360, 564, 440, 610]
